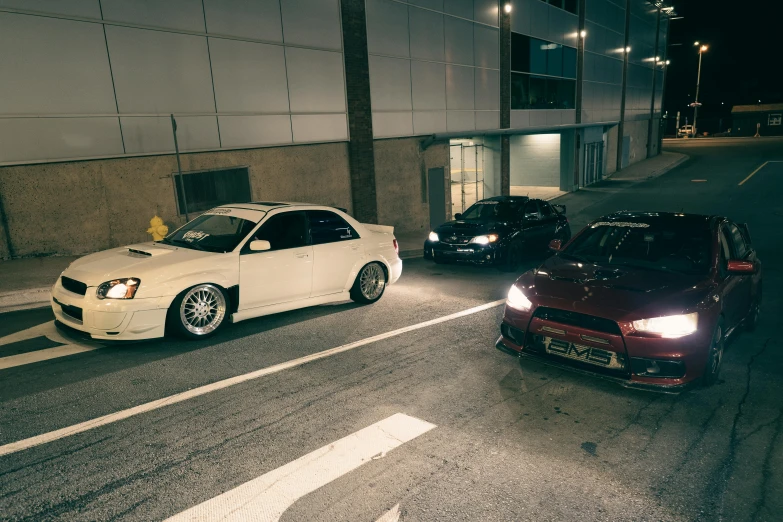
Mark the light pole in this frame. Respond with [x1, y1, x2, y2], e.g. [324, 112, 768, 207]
[692, 42, 708, 137]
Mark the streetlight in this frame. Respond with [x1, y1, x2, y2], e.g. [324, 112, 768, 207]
[692, 42, 708, 137]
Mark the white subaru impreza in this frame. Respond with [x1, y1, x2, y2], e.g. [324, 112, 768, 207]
[51, 202, 402, 340]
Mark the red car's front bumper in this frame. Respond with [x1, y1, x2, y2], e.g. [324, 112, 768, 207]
[497, 305, 713, 392]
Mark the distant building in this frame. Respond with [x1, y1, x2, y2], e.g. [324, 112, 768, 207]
[731, 103, 783, 137]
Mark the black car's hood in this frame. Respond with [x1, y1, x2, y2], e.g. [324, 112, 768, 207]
[519, 255, 715, 321]
[435, 219, 511, 237]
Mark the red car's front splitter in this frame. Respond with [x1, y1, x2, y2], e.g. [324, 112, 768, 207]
[495, 335, 696, 395]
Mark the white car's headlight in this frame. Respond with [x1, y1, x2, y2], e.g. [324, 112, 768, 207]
[428, 231, 439, 242]
[96, 278, 141, 300]
[470, 234, 499, 245]
[633, 312, 698, 338]
[507, 285, 533, 312]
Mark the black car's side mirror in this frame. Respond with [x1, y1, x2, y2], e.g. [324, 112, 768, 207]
[454, 213, 463, 220]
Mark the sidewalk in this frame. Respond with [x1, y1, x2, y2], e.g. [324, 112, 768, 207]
[551, 151, 689, 232]
[0, 256, 77, 312]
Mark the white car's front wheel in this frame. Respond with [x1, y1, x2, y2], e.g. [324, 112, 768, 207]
[350, 262, 387, 304]
[169, 284, 228, 339]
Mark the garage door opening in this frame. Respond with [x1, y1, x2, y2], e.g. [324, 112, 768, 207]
[509, 133, 565, 201]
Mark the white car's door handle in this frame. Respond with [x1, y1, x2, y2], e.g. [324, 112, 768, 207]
[295, 253, 309, 258]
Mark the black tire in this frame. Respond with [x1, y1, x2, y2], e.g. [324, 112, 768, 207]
[745, 284, 761, 332]
[350, 262, 387, 304]
[498, 241, 523, 272]
[167, 283, 229, 340]
[702, 319, 725, 387]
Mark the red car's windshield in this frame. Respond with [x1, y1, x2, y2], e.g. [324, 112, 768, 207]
[563, 221, 713, 275]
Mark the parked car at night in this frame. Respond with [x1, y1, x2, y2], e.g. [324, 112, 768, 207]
[496, 212, 761, 390]
[423, 196, 571, 271]
[677, 125, 695, 138]
[51, 203, 401, 341]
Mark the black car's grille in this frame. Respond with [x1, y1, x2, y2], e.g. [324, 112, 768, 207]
[440, 234, 472, 245]
[533, 307, 622, 335]
[61, 276, 87, 296]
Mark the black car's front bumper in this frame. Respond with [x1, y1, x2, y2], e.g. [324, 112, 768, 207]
[424, 239, 504, 265]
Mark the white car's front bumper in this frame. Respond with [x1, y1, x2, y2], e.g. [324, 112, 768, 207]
[51, 279, 170, 341]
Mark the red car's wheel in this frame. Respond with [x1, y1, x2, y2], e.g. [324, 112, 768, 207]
[702, 320, 724, 387]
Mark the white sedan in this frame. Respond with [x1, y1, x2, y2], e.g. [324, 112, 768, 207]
[50, 202, 402, 340]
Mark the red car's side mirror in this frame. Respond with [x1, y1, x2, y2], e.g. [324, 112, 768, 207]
[727, 260, 756, 274]
[549, 239, 563, 252]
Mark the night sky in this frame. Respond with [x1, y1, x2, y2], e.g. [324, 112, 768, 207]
[663, 0, 782, 131]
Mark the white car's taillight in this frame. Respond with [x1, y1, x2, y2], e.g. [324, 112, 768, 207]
[393, 239, 399, 254]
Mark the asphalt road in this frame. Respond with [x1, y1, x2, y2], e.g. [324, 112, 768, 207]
[1, 138, 782, 521]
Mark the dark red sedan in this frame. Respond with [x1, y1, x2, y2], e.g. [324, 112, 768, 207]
[496, 212, 762, 391]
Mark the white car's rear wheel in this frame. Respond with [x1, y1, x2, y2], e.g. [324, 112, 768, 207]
[350, 262, 386, 304]
[170, 284, 228, 339]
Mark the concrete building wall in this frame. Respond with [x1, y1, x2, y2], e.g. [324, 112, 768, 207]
[374, 138, 449, 236]
[582, 0, 625, 124]
[0, 142, 351, 258]
[624, 119, 649, 165]
[365, 0, 501, 138]
[509, 134, 561, 187]
[0, 0, 348, 166]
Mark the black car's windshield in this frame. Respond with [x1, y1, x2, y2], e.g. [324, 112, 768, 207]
[161, 214, 260, 253]
[564, 219, 712, 275]
[460, 200, 522, 221]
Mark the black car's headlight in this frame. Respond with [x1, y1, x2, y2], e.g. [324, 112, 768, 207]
[428, 231, 439, 242]
[96, 278, 141, 299]
[469, 234, 499, 245]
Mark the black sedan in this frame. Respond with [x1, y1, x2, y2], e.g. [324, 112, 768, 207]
[424, 196, 571, 270]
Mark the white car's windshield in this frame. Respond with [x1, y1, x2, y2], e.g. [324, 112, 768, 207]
[161, 214, 261, 253]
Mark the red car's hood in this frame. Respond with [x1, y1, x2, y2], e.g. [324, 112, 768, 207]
[525, 256, 713, 321]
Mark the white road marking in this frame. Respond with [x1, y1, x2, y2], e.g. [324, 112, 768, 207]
[0, 321, 103, 370]
[164, 414, 435, 522]
[376, 504, 402, 522]
[0, 299, 504, 457]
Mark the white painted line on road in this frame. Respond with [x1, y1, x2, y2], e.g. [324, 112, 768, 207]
[0, 299, 504, 457]
[0, 344, 97, 370]
[376, 504, 402, 522]
[164, 414, 435, 522]
[0, 321, 103, 370]
[739, 161, 769, 186]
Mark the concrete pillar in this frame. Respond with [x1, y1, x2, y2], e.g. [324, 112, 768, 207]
[574, 0, 586, 188]
[616, 0, 631, 172]
[340, 0, 378, 223]
[499, 3, 511, 196]
[647, 7, 661, 158]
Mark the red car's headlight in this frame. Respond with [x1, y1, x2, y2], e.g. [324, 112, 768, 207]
[633, 312, 698, 338]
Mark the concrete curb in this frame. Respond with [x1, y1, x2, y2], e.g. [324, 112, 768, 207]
[0, 287, 52, 313]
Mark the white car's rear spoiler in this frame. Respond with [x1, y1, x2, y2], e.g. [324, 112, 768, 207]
[362, 223, 395, 235]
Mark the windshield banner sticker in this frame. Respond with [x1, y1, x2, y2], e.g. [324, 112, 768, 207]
[476, 201, 498, 204]
[206, 208, 232, 215]
[591, 221, 650, 228]
[182, 231, 210, 242]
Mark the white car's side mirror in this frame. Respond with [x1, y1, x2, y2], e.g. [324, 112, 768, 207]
[249, 240, 271, 252]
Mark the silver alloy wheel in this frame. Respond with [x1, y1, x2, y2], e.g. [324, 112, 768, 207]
[179, 284, 226, 336]
[360, 263, 385, 301]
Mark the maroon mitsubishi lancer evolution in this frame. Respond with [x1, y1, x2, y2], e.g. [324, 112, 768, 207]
[496, 212, 762, 391]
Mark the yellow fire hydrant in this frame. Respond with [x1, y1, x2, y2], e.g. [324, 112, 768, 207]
[147, 216, 169, 241]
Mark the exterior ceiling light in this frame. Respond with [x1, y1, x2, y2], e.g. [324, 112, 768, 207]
[504, 3, 512, 13]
